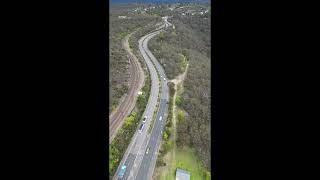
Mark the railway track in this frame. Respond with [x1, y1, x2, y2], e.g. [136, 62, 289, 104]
[112, 17, 171, 180]
[109, 33, 144, 143]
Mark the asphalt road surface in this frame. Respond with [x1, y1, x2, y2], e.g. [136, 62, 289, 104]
[113, 17, 171, 180]
[135, 99, 168, 180]
[135, 26, 170, 180]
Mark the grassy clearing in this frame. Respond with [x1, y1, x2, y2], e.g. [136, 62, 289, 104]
[155, 85, 208, 180]
[155, 69, 210, 180]
[160, 147, 210, 180]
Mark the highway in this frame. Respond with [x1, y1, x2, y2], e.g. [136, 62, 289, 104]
[113, 16, 172, 180]
[135, 27, 170, 180]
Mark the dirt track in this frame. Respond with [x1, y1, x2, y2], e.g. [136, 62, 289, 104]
[109, 32, 144, 143]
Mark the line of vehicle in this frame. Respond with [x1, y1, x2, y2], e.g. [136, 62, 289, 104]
[113, 24, 164, 180]
[113, 17, 171, 179]
[135, 18, 172, 180]
[129, 29, 164, 180]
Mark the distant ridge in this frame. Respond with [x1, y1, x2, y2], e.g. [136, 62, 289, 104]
[110, 0, 211, 4]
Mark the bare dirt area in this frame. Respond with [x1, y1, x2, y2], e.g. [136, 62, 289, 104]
[171, 63, 189, 148]
[109, 32, 145, 143]
[170, 63, 189, 92]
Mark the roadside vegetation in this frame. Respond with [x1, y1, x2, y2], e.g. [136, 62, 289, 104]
[150, 3, 212, 177]
[148, 76, 162, 134]
[109, 71, 151, 178]
[156, 81, 175, 167]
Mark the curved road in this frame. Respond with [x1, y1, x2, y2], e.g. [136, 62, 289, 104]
[135, 26, 170, 180]
[113, 17, 171, 180]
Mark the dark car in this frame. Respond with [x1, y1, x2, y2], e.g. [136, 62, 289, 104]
[139, 123, 145, 132]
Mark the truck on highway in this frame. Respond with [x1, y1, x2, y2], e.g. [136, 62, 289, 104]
[118, 165, 126, 179]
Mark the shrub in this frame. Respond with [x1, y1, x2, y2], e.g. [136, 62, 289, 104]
[177, 109, 185, 122]
[175, 95, 183, 106]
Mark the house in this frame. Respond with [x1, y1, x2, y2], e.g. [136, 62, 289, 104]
[176, 168, 191, 180]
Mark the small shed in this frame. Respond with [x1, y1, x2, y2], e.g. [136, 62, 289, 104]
[176, 168, 191, 180]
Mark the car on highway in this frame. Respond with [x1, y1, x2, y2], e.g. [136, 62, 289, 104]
[139, 123, 145, 133]
[146, 147, 150, 154]
[118, 165, 126, 178]
[142, 116, 147, 123]
[163, 78, 166, 81]
[159, 116, 162, 121]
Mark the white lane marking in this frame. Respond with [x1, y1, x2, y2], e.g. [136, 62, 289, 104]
[130, 33, 160, 179]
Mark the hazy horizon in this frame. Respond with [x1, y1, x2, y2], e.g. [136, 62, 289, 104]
[110, 0, 210, 5]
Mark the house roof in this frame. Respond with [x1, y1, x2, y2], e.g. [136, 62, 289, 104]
[176, 168, 191, 180]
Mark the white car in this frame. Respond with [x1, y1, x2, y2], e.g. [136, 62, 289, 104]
[159, 116, 162, 121]
[163, 78, 166, 81]
[142, 116, 147, 123]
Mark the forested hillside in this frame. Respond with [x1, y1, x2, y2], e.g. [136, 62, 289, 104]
[149, 13, 211, 169]
[109, 5, 157, 114]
